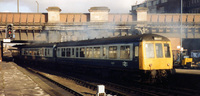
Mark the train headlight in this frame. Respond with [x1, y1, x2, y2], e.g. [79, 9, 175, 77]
[149, 64, 152, 67]
[167, 63, 170, 66]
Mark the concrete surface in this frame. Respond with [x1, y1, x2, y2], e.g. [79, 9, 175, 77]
[0, 62, 50, 96]
[176, 69, 200, 75]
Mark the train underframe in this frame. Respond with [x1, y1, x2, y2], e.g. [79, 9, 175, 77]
[14, 58, 175, 84]
[141, 69, 176, 83]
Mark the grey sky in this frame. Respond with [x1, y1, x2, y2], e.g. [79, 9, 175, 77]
[0, 0, 145, 13]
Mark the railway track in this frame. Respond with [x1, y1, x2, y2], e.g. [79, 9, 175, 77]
[26, 67, 88, 96]
[24, 66, 200, 96]
[26, 67, 128, 96]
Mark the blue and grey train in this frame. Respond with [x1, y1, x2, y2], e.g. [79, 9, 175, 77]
[13, 34, 175, 81]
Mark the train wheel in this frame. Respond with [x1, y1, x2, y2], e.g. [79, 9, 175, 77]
[156, 70, 169, 84]
[140, 71, 155, 84]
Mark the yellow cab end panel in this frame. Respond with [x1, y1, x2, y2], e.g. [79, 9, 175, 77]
[139, 41, 173, 70]
[142, 58, 173, 70]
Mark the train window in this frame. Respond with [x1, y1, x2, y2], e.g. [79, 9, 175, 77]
[30, 49, 33, 56]
[94, 47, 100, 58]
[145, 43, 155, 58]
[80, 47, 85, 57]
[38, 49, 41, 56]
[25, 49, 27, 55]
[164, 44, 171, 57]
[45, 49, 47, 56]
[28, 49, 30, 55]
[22, 49, 25, 55]
[135, 46, 139, 57]
[76, 48, 79, 57]
[29, 49, 32, 55]
[28, 49, 31, 55]
[32, 49, 35, 55]
[48, 49, 50, 55]
[57, 48, 61, 57]
[25, 50, 28, 55]
[109, 46, 117, 59]
[29, 49, 32, 56]
[35, 49, 38, 56]
[32, 49, 34, 55]
[120, 46, 130, 59]
[86, 47, 93, 58]
[72, 48, 75, 56]
[28, 50, 30, 55]
[39, 49, 42, 56]
[61, 48, 65, 57]
[34, 49, 36, 56]
[30, 50, 32, 55]
[156, 43, 163, 58]
[41, 48, 44, 56]
[66, 48, 71, 57]
[37, 49, 40, 56]
[26, 49, 28, 55]
[48, 49, 52, 57]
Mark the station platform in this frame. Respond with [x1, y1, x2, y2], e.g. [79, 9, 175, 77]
[176, 69, 200, 75]
[0, 62, 50, 96]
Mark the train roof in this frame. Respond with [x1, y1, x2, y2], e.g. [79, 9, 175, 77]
[13, 42, 56, 48]
[14, 34, 170, 48]
[57, 34, 170, 47]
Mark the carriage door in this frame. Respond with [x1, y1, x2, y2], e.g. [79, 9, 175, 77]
[133, 43, 139, 68]
[53, 44, 57, 61]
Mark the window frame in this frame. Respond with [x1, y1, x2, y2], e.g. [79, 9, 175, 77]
[145, 43, 155, 58]
[164, 43, 171, 58]
[56, 43, 133, 60]
[155, 43, 163, 58]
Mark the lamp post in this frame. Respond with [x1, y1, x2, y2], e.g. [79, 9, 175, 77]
[146, 0, 148, 8]
[181, 0, 182, 48]
[180, 0, 183, 63]
[36, 1, 39, 13]
[17, 0, 19, 13]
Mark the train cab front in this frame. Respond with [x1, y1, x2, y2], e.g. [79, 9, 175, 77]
[139, 40, 175, 82]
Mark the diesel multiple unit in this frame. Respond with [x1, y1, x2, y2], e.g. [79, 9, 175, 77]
[13, 34, 175, 82]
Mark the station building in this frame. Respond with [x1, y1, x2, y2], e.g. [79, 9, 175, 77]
[0, 6, 200, 61]
[131, 0, 200, 13]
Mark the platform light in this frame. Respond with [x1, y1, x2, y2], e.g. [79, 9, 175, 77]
[177, 46, 184, 51]
[180, 47, 184, 51]
[177, 46, 181, 49]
